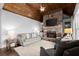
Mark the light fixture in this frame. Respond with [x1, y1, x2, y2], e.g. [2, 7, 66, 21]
[64, 28, 72, 34]
[5, 25, 15, 31]
[7, 30, 16, 39]
[33, 27, 40, 35]
[4, 25, 16, 39]
[40, 4, 45, 12]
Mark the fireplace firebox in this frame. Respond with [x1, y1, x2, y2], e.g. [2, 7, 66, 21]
[47, 31, 56, 38]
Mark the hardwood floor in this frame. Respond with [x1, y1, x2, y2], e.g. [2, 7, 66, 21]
[0, 48, 19, 56]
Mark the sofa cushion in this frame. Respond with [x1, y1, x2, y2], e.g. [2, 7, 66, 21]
[63, 46, 79, 56]
[55, 40, 79, 56]
[45, 48, 56, 56]
[40, 47, 49, 56]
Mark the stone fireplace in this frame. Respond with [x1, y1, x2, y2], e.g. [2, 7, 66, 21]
[47, 31, 56, 38]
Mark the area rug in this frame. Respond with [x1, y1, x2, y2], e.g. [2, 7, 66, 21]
[14, 40, 55, 56]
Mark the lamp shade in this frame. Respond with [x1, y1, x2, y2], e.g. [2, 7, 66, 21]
[64, 28, 72, 33]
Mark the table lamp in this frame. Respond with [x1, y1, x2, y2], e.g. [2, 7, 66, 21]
[64, 28, 72, 38]
[64, 28, 72, 34]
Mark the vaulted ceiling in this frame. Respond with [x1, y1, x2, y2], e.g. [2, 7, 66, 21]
[3, 3, 76, 22]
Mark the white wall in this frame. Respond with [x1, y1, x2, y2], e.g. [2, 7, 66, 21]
[0, 9, 1, 48]
[73, 3, 79, 40]
[0, 3, 4, 48]
[74, 3, 79, 16]
[1, 10, 42, 48]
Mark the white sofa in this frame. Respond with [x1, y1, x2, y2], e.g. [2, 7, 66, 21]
[17, 33, 41, 47]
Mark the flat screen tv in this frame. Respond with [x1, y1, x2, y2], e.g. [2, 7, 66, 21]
[46, 18, 57, 26]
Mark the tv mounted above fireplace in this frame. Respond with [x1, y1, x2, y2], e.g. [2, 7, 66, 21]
[46, 18, 57, 26]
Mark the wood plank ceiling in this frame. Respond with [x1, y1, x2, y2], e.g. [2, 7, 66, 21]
[3, 3, 76, 22]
